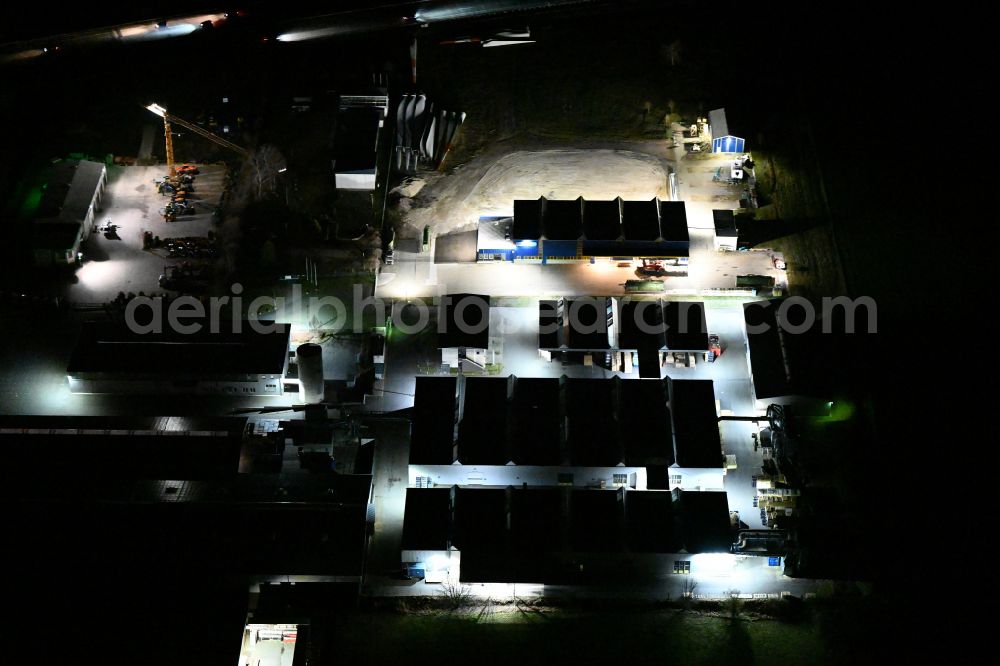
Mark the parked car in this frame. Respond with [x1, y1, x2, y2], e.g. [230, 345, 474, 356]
[176, 164, 199, 175]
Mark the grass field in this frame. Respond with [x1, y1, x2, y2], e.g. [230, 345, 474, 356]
[769, 226, 847, 301]
[746, 143, 848, 300]
[327, 608, 832, 666]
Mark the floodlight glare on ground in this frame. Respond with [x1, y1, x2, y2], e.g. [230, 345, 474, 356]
[692, 553, 735, 575]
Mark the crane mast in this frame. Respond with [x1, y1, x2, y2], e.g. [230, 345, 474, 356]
[161, 116, 176, 177]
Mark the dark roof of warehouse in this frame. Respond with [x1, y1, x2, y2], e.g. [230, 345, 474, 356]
[510, 378, 561, 464]
[669, 379, 723, 468]
[333, 106, 380, 173]
[35, 159, 105, 224]
[538, 300, 562, 349]
[571, 489, 625, 552]
[618, 299, 667, 350]
[461, 486, 563, 584]
[543, 198, 584, 240]
[621, 199, 662, 240]
[620, 379, 674, 466]
[713, 209, 738, 236]
[582, 199, 622, 240]
[0, 415, 247, 481]
[743, 301, 792, 399]
[410, 376, 457, 465]
[564, 298, 611, 350]
[675, 490, 732, 553]
[636, 346, 661, 379]
[0, 414, 247, 434]
[17, 495, 370, 577]
[565, 378, 621, 466]
[445, 487, 730, 583]
[663, 301, 709, 351]
[625, 490, 680, 552]
[67, 321, 290, 376]
[453, 487, 508, 553]
[622, 199, 660, 241]
[617, 300, 707, 351]
[512, 198, 692, 248]
[401, 487, 452, 551]
[457, 377, 510, 464]
[456, 376, 691, 468]
[512, 198, 544, 239]
[509, 487, 566, 554]
[539, 299, 620, 350]
[36, 161, 80, 217]
[19, 472, 372, 506]
[437, 293, 490, 349]
[658, 201, 689, 242]
[743, 300, 853, 400]
[462, 377, 510, 412]
[16, 474, 373, 575]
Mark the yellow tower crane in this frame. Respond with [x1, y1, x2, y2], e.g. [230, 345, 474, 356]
[145, 102, 250, 177]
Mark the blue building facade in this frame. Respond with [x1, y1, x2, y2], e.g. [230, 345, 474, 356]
[712, 135, 745, 153]
[482, 197, 690, 264]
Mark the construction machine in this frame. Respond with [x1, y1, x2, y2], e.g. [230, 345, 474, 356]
[145, 102, 249, 177]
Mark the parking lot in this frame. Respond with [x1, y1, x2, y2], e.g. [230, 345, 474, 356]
[63, 164, 226, 303]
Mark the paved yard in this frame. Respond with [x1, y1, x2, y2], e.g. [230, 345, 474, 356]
[63, 164, 226, 303]
[432, 230, 478, 263]
[377, 244, 782, 299]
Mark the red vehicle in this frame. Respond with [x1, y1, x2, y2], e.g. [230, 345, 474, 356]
[634, 260, 668, 278]
[176, 164, 200, 175]
[708, 334, 722, 362]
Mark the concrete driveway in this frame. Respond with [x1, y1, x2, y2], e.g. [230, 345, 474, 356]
[433, 230, 478, 263]
[378, 246, 782, 299]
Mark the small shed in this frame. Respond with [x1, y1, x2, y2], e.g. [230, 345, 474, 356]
[708, 107, 746, 154]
